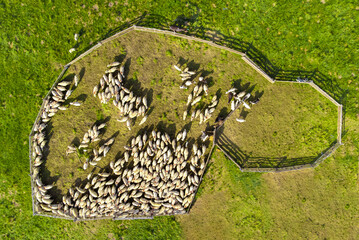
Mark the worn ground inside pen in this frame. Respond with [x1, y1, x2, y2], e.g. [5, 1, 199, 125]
[44, 30, 336, 202]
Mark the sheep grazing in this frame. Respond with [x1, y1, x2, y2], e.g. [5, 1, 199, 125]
[174, 64, 196, 88]
[65, 90, 73, 100]
[139, 115, 148, 125]
[107, 61, 120, 68]
[226, 88, 237, 94]
[187, 94, 193, 106]
[169, 25, 188, 33]
[228, 92, 234, 103]
[174, 65, 182, 72]
[191, 96, 202, 106]
[243, 101, 251, 109]
[70, 101, 81, 106]
[231, 100, 236, 110]
[200, 131, 209, 141]
[183, 111, 188, 121]
[93, 60, 150, 129]
[73, 75, 79, 87]
[185, 80, 193, 86]
[236, 118, 246, 123]
[237, 91, 246, 98]
[203, 84, 208, 96]
[243, 93, 251, 101]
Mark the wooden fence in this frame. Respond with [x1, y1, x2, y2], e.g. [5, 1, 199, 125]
[131, 26, 343, 150]
[29, 20, 344, 218]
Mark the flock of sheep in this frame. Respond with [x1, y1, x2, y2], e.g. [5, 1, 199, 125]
[30, 59, 214, 220]
[173, 65, 219, 124]
[58, 128, 207, 219]
[30, 37, 259, 219]
[93, 63, 149, 130]
[31, 71, 80, 214]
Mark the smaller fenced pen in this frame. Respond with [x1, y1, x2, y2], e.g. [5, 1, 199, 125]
[128, 25, 343, 173]
[29, 14, 344, 219]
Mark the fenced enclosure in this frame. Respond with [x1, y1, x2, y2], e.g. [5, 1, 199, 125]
[29, 25, 220, 220]
[30, 13, 345, 219]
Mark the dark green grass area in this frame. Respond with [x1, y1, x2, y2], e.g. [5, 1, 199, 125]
[0, 0, 357, 239]
[219, 82, 338, 168]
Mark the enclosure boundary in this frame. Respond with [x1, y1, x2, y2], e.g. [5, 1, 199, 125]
[241, 55, 276, 83]
[132, 26, 342, 146]
[29, 24, 344, 218]
[216, 144, 243, 171]
[187, 130, 217, 212]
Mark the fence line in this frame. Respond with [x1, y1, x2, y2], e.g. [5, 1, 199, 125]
[310, 142, 341, 168]
[34, 212, 74, 220]
[66, 26, 136, 67]
[34, 210, 188, 222]
[100, 26, 136, 45]
[216, 141, 342, 173]
[132, 26, 343, 150]
[63, 25, 343, 150]
[29, 22, 345, 218]
[308, 81, 343, 144]
[133, 26, 246, 57]
[29, 66, 70, 139]
[241, 55, 276, 83]
[240, 164, 314, 173]
[216, 101, 243, 131]
[66, 43, 103, 67]
[99, 13, 344, 104]
[187, 129, 217, 212]
[273, 80, 343, 145]
[337, 105, 343, 144]
[308, 82, 340, 107]
[216, 144, 243, 171]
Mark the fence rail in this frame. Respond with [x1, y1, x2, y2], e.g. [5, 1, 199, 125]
[187, 130, 217, 212]
[33, 211, 188, 221]
[130, 25, 343, 151]
[29, 14, 345, 218]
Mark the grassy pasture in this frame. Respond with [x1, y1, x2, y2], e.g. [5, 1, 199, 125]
[1, 0, 358, 239]
[220, 82, 338, 168]
[43, 30, 336, 199]
[177, 145, 359, 239]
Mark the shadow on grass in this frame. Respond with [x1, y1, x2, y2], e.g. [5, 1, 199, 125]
[215, 125, 337, 169]
[155, 121, 177, 137]
[216, 126, 337, 169]
[40, 122, 64, 201]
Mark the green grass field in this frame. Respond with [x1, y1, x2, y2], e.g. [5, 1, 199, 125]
[1, 1, 358, 239]
[39, 29, 336, 213]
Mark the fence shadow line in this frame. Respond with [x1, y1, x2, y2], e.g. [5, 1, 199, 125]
[216, 126, 323, 169]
